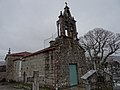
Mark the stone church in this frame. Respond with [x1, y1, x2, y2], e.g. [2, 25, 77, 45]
[5, 4, 88, 89]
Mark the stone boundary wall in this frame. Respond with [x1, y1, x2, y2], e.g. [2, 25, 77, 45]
[0, 72, 6, 81]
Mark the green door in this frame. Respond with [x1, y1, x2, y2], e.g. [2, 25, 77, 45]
[69, 64, 78, 86]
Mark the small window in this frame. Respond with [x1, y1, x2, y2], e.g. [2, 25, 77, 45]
[65, 30, 68, 36]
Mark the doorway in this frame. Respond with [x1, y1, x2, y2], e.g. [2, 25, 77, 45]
[69, 64, 78, 86]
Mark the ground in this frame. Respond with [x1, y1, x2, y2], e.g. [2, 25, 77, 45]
[0, 82, 119, 90]
[63, 86, 85, 90]
[0, 82, 85, 90]
[0, 82, 25, 90]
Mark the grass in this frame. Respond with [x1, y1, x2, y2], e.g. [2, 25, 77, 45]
[13, 82, 53, 90]
[13, 82, 32, 90]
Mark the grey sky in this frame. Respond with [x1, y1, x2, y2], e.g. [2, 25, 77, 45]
[0, 0, 120, 61]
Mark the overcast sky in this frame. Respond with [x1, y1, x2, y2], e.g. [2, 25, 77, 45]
[0, 0, 120, 61]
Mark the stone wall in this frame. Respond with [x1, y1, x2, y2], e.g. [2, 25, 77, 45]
[0, 72, 6, 81]
[51, 37, 88, 88]
[21, 53, 46, 84]
[0, 65, 6, 81]
[5, 55, 21, 81]
[14, 60, 22, 82]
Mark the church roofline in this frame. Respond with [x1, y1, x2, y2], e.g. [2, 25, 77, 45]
[5, 51, 32, 60]
[23, 47, 55, 59]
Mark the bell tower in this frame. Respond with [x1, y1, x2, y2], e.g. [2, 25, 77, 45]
[56, 3, 78, 40]
[48, 3, 88, 88]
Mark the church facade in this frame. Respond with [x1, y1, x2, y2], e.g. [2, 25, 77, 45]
[5, 4, 88, 89]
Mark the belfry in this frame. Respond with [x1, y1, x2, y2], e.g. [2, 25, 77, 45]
[56, 3, 78, 40]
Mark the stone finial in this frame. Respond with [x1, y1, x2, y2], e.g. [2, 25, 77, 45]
[60, 11, 62, 15]
[65, 2, 67, 6]
[8, 48, 11, 54]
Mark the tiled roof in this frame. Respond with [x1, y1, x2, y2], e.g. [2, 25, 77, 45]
[5, 47, 55, 61]
[24, 47, 55, 58]
[5, 51, 32, 60]
[8, 51, 31, 57]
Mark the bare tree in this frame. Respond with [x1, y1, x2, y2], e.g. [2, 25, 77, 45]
[79, 28, 120, 69]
